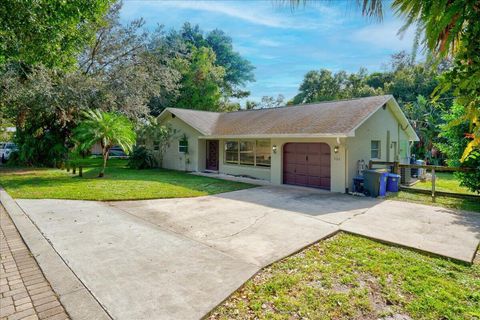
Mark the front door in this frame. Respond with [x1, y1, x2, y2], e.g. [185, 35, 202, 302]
[206, 140, 219, 171]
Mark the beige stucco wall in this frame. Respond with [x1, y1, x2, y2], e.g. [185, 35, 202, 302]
[345, 101, 411, 190]
[156, 115, 203, 172]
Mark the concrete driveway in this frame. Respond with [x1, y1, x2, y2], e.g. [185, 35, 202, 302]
[15, 186, 480, 320]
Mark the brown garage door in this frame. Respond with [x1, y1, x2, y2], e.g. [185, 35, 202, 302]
[283, 143, 331, 190]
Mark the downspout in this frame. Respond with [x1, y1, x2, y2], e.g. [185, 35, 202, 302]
[345, 145, 349, 194]
[338, 137, 349, 194]
[399, 122, 410, 163]
[397, 123, 400, 162]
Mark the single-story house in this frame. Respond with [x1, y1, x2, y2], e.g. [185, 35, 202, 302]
[154, 95, 419, 193]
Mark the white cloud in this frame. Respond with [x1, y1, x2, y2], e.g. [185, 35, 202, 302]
[350, 21, 416, 51]
[135, 0, 340, 29]
[257, 38, 282, 47]
[258, 54, 280, 60]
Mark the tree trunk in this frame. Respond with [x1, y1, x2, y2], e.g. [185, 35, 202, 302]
[99, 147, 109, 177]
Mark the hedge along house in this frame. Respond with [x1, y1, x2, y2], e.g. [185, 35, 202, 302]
[155, 95, 419, 193]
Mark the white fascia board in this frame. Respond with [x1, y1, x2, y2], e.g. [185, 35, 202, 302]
[199, 133, 352, 139]
[347, 95, 419, 142]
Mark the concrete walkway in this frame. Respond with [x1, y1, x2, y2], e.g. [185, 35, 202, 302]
[342, 199, 480, 262]
[10, 186, 480, 320]
[15, 189, 339, 320]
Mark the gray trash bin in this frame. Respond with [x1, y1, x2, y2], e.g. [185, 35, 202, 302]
[363, 169, 388, 197]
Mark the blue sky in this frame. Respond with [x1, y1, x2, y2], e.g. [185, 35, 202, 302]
[121, 1, 416, 103]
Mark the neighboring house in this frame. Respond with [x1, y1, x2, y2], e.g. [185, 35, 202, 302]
[155, 95, 418, 192]
[90, 142, 103, 155]
[90, 143, 126, 157]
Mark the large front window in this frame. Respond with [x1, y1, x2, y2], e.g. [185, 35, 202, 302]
[255, 140, 271, 167]
[224, 140, 271, 167]
[239, 141, 254, 165]
[225, 141, 239, 164]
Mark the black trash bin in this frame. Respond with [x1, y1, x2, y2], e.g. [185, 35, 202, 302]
[353, 176, 364, 193]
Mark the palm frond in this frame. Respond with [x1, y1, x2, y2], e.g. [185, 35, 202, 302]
[359, 0, 383, 21]
[73, 110, 136, 154]
[279, 0, 384, 20]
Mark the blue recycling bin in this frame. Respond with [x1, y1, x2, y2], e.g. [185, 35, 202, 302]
[378, 172, 388, 196]
[386, 173, 400, 192]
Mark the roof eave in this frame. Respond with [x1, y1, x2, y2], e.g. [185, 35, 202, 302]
[199, 133, 352, 139]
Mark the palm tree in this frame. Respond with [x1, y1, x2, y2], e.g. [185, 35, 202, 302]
[74, 110, 136, 177]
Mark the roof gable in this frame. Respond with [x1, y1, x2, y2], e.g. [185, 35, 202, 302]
[158, 108, 220, 135]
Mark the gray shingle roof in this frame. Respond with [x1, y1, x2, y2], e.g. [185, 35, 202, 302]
[165, 95, 394, 137]
[165, 108, 220, 135]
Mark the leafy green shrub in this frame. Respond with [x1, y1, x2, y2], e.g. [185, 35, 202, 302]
[4, 150, 20, 167]
[455, 151, 480, 194]
[13, 129, 68, 167]
[128, 146, 157, 169]
[437, 104, 480, 194]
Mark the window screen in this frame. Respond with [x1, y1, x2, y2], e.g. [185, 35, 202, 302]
[371, 140, 381, 159]
[225, 141, 239, 164]
[178, 140, 188, 153]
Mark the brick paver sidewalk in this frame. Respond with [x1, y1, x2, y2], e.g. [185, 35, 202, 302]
[0, 205, 69, 320]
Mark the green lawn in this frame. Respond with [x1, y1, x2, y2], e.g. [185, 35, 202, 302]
[387, 191, 480, 213]
[0, 158, 254, 200]
[209, 233, 480, 320]
[386, 172, 480, 213]
[410, 172, 476, 195]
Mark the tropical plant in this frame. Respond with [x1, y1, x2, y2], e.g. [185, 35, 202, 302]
[437, 104, 480, 193]
[137, 117, 174, 168]
[73, 110, 136, 177]
[128, 146, 157, 169]
[403, 95, 446, 162]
